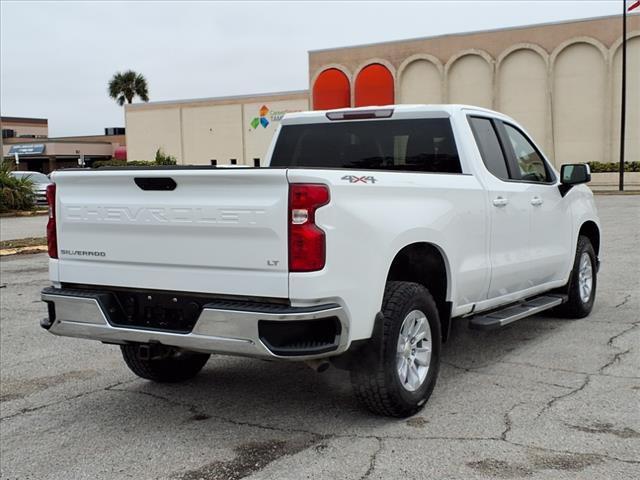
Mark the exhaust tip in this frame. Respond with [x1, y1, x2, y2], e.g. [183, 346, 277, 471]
[305, 359, 331, 373]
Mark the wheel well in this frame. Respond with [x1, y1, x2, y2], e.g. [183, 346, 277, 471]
[387, 243, 452, 342]
[579, 221, 600, 256]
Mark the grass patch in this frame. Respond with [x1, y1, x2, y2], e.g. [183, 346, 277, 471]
[0, 237, 47, 249]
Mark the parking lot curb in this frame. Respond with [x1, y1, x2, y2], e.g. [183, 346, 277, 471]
[0, 245, 48, 256]
[0, 210, 49, 218]
[592, 190, 640, 195]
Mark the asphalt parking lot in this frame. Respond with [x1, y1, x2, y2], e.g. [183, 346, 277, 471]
[0, 195, 638, 480]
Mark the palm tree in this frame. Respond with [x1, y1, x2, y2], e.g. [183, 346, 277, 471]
[108, 70, 149, 106]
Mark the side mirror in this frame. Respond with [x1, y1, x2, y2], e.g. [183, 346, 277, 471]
[561, 163, 591, 185]
[559, 163, 591, 196]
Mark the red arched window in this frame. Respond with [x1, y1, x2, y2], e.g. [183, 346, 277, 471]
[313, 68, 351, 110]
[354, 64, 394, 107]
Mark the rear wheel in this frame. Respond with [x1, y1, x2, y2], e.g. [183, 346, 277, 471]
[120, 344, 210, 382]
[555, 235, 597, 318]
[350, 281, 441, 417]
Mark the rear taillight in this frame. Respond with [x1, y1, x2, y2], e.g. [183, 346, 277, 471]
[288, 184, 330, 272]
[46, 184, 58, 258]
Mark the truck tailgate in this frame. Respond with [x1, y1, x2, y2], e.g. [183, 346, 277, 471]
[53, 168, 289, 298]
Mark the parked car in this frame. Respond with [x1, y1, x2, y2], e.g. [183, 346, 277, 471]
[9, 171, 52, 205]
[40, 105, 600, 417]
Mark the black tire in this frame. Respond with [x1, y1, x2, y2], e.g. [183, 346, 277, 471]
[120, 344, 210, 383]
[350, 281, 441, 417]
[554, 235, 597, 318]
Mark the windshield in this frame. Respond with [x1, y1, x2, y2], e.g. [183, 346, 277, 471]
[271, 118, 461, 173]
[11, 172, 50, 183]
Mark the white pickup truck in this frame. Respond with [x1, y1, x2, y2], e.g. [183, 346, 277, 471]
[41, 105, 600, 417]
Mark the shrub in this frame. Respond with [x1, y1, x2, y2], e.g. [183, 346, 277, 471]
[587, 161, 640, 173]
[91, 148, 177, 169]
[92, 159, 155, 168]
[0, 162, 35, 213]
[154, 148, 177, 165]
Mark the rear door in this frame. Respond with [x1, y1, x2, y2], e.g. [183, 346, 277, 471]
[53, 168, 290, 298]
[468, 116, 532, 298]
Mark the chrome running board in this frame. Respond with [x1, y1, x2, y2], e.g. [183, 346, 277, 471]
[469, 294, 566, 331]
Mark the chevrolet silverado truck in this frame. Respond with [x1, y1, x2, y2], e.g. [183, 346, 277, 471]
[41, 105, 600, 417]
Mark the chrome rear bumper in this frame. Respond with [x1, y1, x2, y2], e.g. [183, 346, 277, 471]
[41, 287, 349, 360]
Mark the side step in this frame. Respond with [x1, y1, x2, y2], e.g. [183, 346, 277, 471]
[469, 294, 567, 331]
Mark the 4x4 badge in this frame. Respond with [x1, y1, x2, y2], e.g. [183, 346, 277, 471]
[341, 175, 377, 184]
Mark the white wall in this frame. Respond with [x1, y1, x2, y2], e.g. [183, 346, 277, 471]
[447, 54, 493, 109]
[398, 59, 442, 104]
[126, 97, 309, 166]
[611, 36, 640, 163]
[182, 104, 243, 165]
[498, 49, 550, 156]
[126, 108, 182, 162]
[552, 42, 606, 165]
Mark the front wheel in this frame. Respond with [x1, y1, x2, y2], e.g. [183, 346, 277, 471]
[554, 235, 597, 318]
[350, 281, 441, 417]
[120, 344, 210, 382]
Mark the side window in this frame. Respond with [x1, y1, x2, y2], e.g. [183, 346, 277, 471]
[468, 117, 509, 180]
[503, 124, 551, 183]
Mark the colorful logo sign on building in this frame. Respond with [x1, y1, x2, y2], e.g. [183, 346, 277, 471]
[250, 105, 270, 129]
[249, 104, 304, 130]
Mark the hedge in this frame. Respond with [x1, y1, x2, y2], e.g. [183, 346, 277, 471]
[92, 159, 155, 168]
[587, 161, 640, 173]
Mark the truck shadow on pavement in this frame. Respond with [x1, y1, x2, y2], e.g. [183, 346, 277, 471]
[101, 313, 565, 429]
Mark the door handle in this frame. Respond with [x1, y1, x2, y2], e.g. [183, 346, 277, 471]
[493, 196, 508, 207]
[531, 196, 544, 206]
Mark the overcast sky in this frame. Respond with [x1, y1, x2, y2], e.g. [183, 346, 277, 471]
[0, 0, 622, 137]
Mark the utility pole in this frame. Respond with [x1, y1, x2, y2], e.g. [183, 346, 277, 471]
[619, 0, 628, 191]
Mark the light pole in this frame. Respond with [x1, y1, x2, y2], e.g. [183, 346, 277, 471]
[619, 0, 628, 191]
[619, 0, 640, 190]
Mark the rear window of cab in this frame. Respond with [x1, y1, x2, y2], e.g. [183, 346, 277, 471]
[271, 118, 462, 174]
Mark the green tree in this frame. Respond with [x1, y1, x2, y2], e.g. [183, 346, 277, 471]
[108, 70, 149, 106]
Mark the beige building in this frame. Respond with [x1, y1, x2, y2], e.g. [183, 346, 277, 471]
[125, 91, 309, 166]
[126, 14, 639, 167]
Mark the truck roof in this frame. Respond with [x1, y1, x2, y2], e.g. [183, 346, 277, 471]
[281, 104, 502, 125]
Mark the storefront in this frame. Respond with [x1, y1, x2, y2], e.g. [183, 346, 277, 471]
[3, 140, 114, 173]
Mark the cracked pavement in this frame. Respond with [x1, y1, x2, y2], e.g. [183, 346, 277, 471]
[1, 196, 639, 479]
